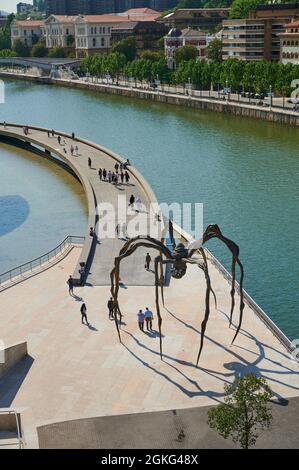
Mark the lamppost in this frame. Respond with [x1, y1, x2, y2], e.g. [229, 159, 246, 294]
[269, 84, 273, 108]
[226, 79, 229, 102]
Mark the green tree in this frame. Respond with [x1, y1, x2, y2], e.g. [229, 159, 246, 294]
[112, 36, 136, 62]
[173, 45, 197, 66]
[0, 49, 17, 57]
[0, 13, 15, 50]
[230, 0, 264, 19]
[140, 50, 163, 62]
[13, 39, 30, 57]
[48, 47, 66, 58]
[206, 38, 223, 62]
[31, 40, 48, 58]
[208, 374, 273, 449]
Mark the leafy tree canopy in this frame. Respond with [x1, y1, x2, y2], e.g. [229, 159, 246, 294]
[112, 36, 136, 63]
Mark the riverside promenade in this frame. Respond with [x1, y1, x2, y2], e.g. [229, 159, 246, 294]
[0, 124, 299, 448]
[0, 123, 160, 286]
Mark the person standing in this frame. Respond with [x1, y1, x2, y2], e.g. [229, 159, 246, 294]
[51, 129, 55, 137]
[103, 168, 107, 181]
[107, 297, 114, 320]
[70, 145, 74, 156]
[58, 135, 61, 145]
[145, 253, 151, 270]
[137, 310, 145, 332]
[80, 303, 89, 325]
[98, 168, 102, 180]
[115, 223, 120, 238]
[88, 157, 92, 169]
[108, 170, 112, 183]
[129, 194, 135, 209]
[120, 171, 124, 184]
[144, 307, 153, 331]
[114, 162, 119, 172]
[125, 171, 130, 184]
[67, 275, 74, 296]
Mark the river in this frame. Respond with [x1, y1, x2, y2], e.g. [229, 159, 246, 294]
[0, 78, 298, 339]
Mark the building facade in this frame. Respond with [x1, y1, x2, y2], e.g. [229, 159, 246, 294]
[280, 19, 299, 64]
[111, 19, 167, 53]
[11, 19, 44, 48]
[16, 2, 35, 15]
[74, 15, 128, 57]
[165, 27, 212, 69]
[222, 3, 299, 61]
[44, 15, 76, 51]
[161, 8, 230, 31]
[45, 0, 177, 16]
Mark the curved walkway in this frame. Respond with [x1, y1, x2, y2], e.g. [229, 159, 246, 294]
[0, 123, 162, 286]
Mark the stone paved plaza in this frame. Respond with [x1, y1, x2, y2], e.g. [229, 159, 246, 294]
[1, 246, 299, 448]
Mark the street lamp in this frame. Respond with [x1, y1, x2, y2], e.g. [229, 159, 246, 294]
[226, 79, 229, 102]
[269, 84, 273, 108]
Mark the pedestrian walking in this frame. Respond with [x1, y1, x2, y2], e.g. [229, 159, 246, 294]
[120, 171, 124, 184]
[70, 145, 74, 156]
[107, 297, 114, 320]
[80, 303, 89, 325]
[145, 253, 151, 270]
[129, 194, 135, 209]
[144, 307, 153, 331]
[115, 223, 120, 238]
[103, 168, 107, 180]
[75, 145, 79, 156]
[67, 275, 74, 296]
[98, 168, 102, 180]
[47, 130, 50, 138]
[114, 163, 119, 172]
[72, 132, 75, 140]
[108, 170, 112, 183]
[137, 310, 145, 331]
[58, 135, 61, 145]
[3, 121, 6, 129]
[79, 266, 85, 286]
[51, 129, 55, 137]
[88, 157, 92, 169]
[125, 171, 130, 184]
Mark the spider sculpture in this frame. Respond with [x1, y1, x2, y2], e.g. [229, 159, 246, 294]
[110, 224, 244, 367]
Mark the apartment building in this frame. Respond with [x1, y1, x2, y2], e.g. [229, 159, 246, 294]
[280, 19, 299, 64]
[161, 8, 230, 31]
[222, 3, 299, 61]
[11, 19, 45, 48]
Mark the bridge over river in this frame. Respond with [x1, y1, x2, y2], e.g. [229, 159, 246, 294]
[0, 123, 164, 287]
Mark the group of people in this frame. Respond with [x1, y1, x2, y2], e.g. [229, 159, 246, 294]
[137, 308, 154, 332]
[22, 126, 30, 135]
[128, 194, 143, 212]
[98, 162, 130, 185]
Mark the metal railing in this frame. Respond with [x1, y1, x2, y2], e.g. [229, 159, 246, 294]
[0, 235, 85, 288]
[0, 409, 24, 449]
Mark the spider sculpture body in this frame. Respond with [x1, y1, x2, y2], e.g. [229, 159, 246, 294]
[110, 224, 244, 367]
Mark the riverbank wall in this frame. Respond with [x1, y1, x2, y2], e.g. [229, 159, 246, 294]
[1, 71, 299, 127]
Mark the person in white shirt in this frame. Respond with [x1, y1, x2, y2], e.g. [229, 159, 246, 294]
[144, 307, 153, 331]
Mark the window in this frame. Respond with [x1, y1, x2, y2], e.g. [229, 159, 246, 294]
[93, 37, 96, 47]
[101, 37, 105, 47]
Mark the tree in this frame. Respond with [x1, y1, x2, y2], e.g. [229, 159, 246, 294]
[140, 50, 163, 62]
[206, 38, 223, 62]
[0, 13, 15, 50]
[13, 39, 30, 57]
[112, 36, 136, 63]
[48, 47, 66, 58]
[230, 0, 264, 19]
[31, 40, 48, 58]
[0, 49, 17, 57]
[208, 374, 273, 449]
[173, 45, 197, 66]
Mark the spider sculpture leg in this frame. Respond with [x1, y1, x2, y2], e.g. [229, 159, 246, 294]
[195, 263, 212, 367]
[229, 258, 236, 328]
[154, 256, 163, 360]
[231, 258, 245, 345]
[110, 260, 122, 343]
[199, 247, 217, 310]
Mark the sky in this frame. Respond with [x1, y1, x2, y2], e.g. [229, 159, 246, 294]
[0, 1, 18, 13]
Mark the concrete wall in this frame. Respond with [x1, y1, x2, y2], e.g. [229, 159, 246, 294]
[0, 71, 298, 127]
[0, 342, 28, 379]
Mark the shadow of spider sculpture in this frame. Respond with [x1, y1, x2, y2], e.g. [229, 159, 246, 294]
[110, 224, 244, 367]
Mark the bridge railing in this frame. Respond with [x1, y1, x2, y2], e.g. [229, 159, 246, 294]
[0, 235, 85, 288]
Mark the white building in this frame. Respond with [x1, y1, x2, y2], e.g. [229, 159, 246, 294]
[44, 15, 76, 51]
[280, 19, 299, 64]
[11, 19, 44, 48]
[74, 15, 129, 58]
